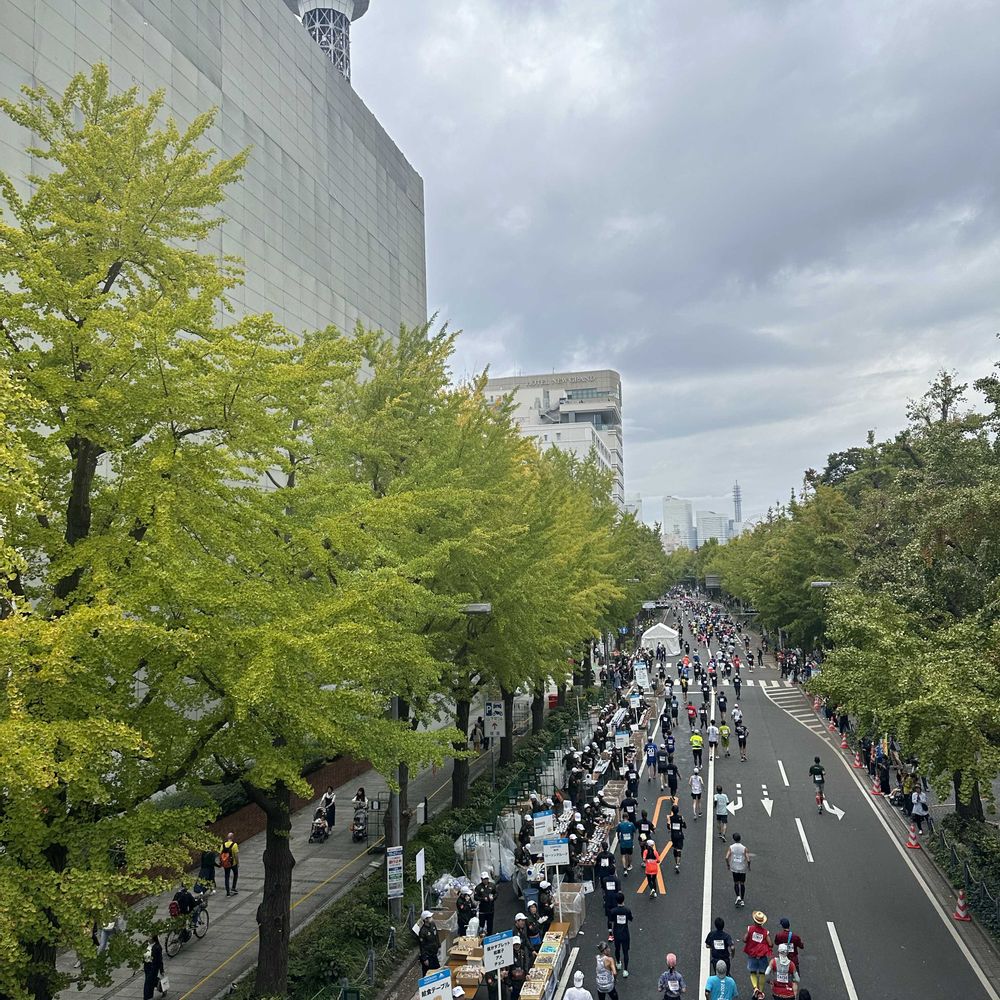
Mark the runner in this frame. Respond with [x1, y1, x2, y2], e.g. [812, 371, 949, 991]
[645, 737, 658, 782]
[704, 959, 739, 1000]
[704, 916, 735, 975]
[688, 766, 704, 820]
[656, 743, 671, 791]
[620, 791, 639, 827]
[657, 952, 686, 997]
[743, 911, 772, 999]
[608, 892, 633, 977]
[719, 720, 732, 758]
[773, 918, 804, 972]
[764, 943, 799, 999]
[725, 833, 749, 906]
[595, 841, 616, 881]
[707, 720, 720, 761]
[714, 785, 730, 840]
[616, 814, 636, 876]
[670, 693, 680, 727]
[668, 804, 686, 873]
[625, 761, 640, 799]
[594, 942, 619, 1000]
[690, 729, 704, 768]
[731, 704, 743, 726]
[733, 673, 742, 698]
[637, 809, 655, 844]
[735, 720, 749, 762]
[659, 706, 672, 741]
[601, 869, 622, 939]
[808, 756, 825, 814]
[642, 840, 660, 899]
[686, 701, 697, 729]
[665, 755, 681, 803]
[666, 731, 676, 757]
[717, 691, 728, 721]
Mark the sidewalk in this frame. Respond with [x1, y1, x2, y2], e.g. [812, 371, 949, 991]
[58, 754, 492, 1000]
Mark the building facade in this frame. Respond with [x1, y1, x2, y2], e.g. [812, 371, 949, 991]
[0, 0, 426, 339]
[660, 496, 696, 552]
[485, 370, 624, 508]
[696, 510, 730, 547]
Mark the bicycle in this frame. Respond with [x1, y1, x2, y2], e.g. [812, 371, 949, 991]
[165, 896, 210, 957]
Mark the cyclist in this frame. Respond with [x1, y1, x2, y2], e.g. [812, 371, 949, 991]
[171, 883, 197, 941]
[809, 756, 826, 814]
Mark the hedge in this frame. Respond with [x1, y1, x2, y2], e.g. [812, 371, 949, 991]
[928, 813, 1000, 937]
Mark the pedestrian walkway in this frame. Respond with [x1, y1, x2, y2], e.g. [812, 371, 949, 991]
[57, 755, 491, 1000]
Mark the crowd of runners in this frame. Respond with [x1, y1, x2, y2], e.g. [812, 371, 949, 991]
[582, 596, 812, 1000]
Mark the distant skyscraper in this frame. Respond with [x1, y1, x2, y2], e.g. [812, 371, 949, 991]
[696, 510, 729, 547]
[625, 492, 642, 518]
[661, 496, 696, 551]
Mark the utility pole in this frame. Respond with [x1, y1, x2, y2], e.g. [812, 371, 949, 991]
[387, 694, 401, 922]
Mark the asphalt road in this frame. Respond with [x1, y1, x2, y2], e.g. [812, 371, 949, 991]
[561, 644, 1000, 1000]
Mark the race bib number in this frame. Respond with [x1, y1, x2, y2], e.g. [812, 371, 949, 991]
[712, 940, 725, 950]
[606, 881, 616, 891]
[752, 931, 763, 944]
[616, 914, 627, 924]
[813, 774, 823, 783]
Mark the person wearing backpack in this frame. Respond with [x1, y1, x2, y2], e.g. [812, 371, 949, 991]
[220, 832, 240, 896]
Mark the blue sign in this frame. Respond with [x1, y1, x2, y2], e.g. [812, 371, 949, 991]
[482, 929, 515, 971]
[419, 970, 451, 989]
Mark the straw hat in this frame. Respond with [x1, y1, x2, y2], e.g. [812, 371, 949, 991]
[752, 910, 767, 925]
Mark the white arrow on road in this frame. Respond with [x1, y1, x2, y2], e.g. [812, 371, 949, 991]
[823, 799, 846, 820]
[761, 783, 773, 817]
[727, 782, 743, 814]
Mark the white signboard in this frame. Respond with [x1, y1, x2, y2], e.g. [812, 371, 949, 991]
[482, 930, 515, 972]
[387, 846, 404, 899]
[543, 837, 570, 866]
[485, 700, 505, 739]
[614, 729, 629, 748]
[532, 809, 555, 836]
[418, 969, 452, 1000]
[634, 664, 650, 689]
[629, 692, 640, 709]
[415, 847, 426, 882]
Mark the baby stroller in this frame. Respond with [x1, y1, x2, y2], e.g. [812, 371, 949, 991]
[308, 808, 330, 843]
[351, 804, 368, 842]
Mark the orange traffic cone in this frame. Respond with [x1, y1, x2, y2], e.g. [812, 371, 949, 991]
[906, 823, 921, 849]
[870, 774, 882, 796]
[813, 696, 821, 711]
[953, 888, 972, 922]
[852, 750, 864, 768]
[828, 718, 837, 732]
[840, 732, 849, 750]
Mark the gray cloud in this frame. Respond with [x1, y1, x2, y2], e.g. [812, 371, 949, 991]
[353, 0, 1000, 518]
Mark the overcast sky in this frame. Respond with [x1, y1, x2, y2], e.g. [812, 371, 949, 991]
[353, 0, 1000, 523]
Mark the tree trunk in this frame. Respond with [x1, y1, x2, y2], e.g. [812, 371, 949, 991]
[25, 842, 67, 1000]
[582, 642, 593, 687]
[500, 686, 515, 766]
[953, 771, 985, 822]
[452, 697, 471, 809]
[399, 699, 414, 845]
[251, 782, 294, 998]
[556, 678, 567, 708]
[54, 437, 100, 601]
[531, 689, 545, 734]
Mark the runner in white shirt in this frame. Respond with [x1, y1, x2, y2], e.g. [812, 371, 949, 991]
[724, 833, 750, 907]
[731, 704, 743, 726]
[707, 721, 720, 762]
[689, 768, 704, 819]
[565, 970, 594, 1000]
[713, 785, 730, 840]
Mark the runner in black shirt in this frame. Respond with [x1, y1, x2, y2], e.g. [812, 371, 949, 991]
[704, 917, 735, 974]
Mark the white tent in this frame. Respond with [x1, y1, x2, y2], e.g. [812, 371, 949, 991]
[639, 622, 681, 655]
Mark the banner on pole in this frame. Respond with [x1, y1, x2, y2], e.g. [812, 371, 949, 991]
[387, 846, 404, 899]
[418, 969, 452, 1000]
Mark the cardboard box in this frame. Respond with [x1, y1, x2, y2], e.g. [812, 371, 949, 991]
[454, 966, 483, 987]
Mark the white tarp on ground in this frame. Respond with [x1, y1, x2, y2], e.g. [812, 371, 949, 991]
[639, 622, 681, 655]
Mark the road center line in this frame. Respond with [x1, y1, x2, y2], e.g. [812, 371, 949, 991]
[826, 922, 860, 1000]
[699, 749, 716, 986]
[794, 817, 814, 862]
[777, 760, 789, 786]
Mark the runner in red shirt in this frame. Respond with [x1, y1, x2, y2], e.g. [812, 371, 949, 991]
[743, 911, 772, 999]
[772, 918, 804, 971]
[764, 943, 799, 998]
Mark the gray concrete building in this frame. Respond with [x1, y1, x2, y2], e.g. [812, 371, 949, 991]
[485, 369, 624, 508]
[0, 0, 426, 338]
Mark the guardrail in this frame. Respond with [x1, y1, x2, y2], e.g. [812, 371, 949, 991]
[934, 826, 1000, 933]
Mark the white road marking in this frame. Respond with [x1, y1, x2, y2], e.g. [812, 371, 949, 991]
[555, 945, 581, 1000]
[727, 782, 743, 814]
[826, 922, 860, 1000]
[794, 817, 814, 862]
[777, 760, 789, 786]
[823, 799, 846, 820]
[746, 679, 754, 687]
[761, 784, 773, 817]
[699, 749, 717, 987]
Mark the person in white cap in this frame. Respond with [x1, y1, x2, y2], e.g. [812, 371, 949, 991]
[417, 911, 440, 974]
[475, 871, 496, 935]
[565, 969, 594, 1000]
[764, 943, 799, 999]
